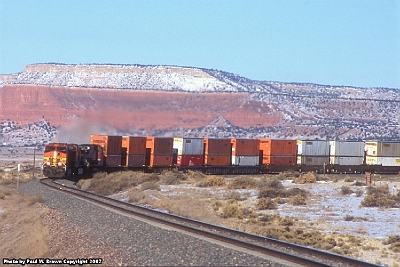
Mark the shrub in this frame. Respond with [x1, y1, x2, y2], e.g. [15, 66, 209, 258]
[383, 235, 400, 245]
[294, 172, 316, 184]
[256, 197, 277, 210]
[290, 194, 307, 206]
[220, 201, 243, 218]
[211, 201, 222, 212]
[127, 188, 146, 203]
[140, 181, 160, 191]
[258, 178, 287, 198]
[228, 176, 257, 189]
[187, 170, 206, 179]
[278, 217, 295, 226]
[361, 185, 399, 208]
[225, 191, 244, 201]
[340, 186, 353, 195]
[258, 187, 286, 198]
[258, 214, 277, 222]
[344, 215, 354, 221]
[355, 189, 363, 197]
[344, 176, 354, 182]
[206, 176, 225, 186]
[287, 187, 308, 197]
[160, 173, 181, 185]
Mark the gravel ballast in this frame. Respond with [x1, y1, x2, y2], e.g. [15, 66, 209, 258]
[18, 180, 290, 266]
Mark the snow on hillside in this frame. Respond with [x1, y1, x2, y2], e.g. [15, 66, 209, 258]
[10, 64, 242, 93]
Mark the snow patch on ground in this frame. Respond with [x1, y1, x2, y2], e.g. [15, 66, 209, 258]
[279, 181, 400, 239]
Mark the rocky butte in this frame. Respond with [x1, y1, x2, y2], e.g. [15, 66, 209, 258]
[0, 63, 399, 146]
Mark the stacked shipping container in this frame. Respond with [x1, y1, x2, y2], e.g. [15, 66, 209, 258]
[146, 137, 174, 166]
[173, 138, 204, 166]
[231, 139, 259, 166]
[329, 141, 365, 166]
[297, 140, 330, 165]
[258, 139, 297, 166]
[365, 141, 400, 167]
[122, 136, 147, 166]
[204, 138, 231, 165]
[90, 135, 122, 167]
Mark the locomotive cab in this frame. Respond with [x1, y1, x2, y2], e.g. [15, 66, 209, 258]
[43, 143, 80, 178]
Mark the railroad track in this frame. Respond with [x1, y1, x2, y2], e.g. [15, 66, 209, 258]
[40, 178, 380, 267]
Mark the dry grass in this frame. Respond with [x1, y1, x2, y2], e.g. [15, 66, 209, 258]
[256, 197, 277, 210]
[294, 172, 317, 184]
[228, 176, 257, 189]
[0, 191, 49, 258]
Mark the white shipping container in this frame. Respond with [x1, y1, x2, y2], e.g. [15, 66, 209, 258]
[297, 140, 330, 156]
[330, 156, 364, 166]
[232, 156, 259, 166]
[183, 138, 204, 155]
[173, 138, 183, 155]
[366, 156, 400, 166]
[297, 156, 330, 165]
[329, 141, 364, 157]
[365, 141, 400, 157]
[173, 138, 204, 156]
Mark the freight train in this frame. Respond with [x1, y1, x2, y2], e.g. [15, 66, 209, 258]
[42, 135, 400, 179]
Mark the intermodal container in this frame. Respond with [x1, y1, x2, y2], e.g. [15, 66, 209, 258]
[329, 141, 365, 157]
[297, 156, 330, 165]
[258, 139, 297, 165]
[366, 156, 400, 166]
[173, 138, 204, 156]
[126, 154, 146, 166]
[297, 140, 330, 156]
[173, 138, 184, 156]
[231, 139, 259, 156]
[330, 156, 364, 166]
[152, 155, 173, 166]
[146, 137, 174, 155]
[184, 138, 204, 155]
[122, 136, 147, 154]
[365, 141, 400, 157]
[105, 154, 121, 167]
[261, 155, 297, 165]
[205, 155, 231, 166]
[204, 138, 231, 155]
[179, 155, 204, 166]
[146, 137, 173, 166]
[90, 135, 122, 156]
[232, 156, 258, 166]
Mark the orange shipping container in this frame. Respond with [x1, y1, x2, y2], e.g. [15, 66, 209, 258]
[204, 138, 231, 156]
[231, 139, 259, 156]
[146, 137, 173, 155]
[122, 136, 147, 154]
[152, 155, 173, 166]
[258, 139, 297, 165]
[205, 155, 231, 166]
[105, 155, 121, 167]
[90, 135, 122, 155]
[126, 154, 146, 166]
[262, 155, 297, 165]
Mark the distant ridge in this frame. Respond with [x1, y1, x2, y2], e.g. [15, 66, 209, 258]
[0, 63, 399, 146]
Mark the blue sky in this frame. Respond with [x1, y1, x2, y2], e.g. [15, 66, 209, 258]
[0, 0, 399, 88]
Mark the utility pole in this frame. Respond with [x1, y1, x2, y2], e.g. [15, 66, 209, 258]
[33, 147, 36, 179]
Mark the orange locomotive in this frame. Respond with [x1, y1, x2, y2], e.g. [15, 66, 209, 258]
[42, 143, 104, 178]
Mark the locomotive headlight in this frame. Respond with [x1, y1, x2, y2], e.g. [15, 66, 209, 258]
[46, 161, 51, 166]
[58, 161, 63, 166]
